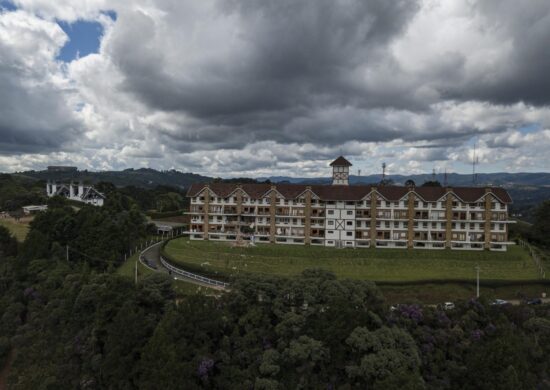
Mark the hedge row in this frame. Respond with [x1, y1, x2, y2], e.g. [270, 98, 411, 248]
[146, 210, 185, 219]
[375, 278, 550, 287]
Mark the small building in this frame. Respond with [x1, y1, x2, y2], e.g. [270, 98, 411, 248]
[46, 181, 105, 206]
[22, 205, 48, 215]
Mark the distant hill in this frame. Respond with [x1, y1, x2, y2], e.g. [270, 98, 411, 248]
[260, 172, 550, 187]
[13, 168, 213, 189]
[7, 168, 550, 222]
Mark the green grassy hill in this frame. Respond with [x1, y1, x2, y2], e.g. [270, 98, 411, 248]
[0, 219, 29, 241]
[164, 238, 539, 282]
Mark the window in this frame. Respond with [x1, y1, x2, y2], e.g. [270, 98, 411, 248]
[328, 220, 334, 225]
[347, 210, 353, 215]
[327, 240, 334, 244]
[327, 231, 334, 234]
[346, 232, 353, 237]
[346, 221, 353, 226]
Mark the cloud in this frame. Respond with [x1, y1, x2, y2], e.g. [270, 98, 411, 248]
[1, 0, 550, 176]
[0, 10, 84, 154]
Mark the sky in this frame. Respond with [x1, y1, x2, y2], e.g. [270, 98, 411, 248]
[0, 0, 550, 178]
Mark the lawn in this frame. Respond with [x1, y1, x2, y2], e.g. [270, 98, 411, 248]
[116, 253, 154, 279]
[164, 238, 540, 282]
[0, 219, 29, 242]
[116, 251, 219, 297]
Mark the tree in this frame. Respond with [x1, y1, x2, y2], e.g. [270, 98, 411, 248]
[421, 180, 442, 187]
[345, 326, 424, 388]
[0, 226, 17, 257]
[531, 200, 550, 246]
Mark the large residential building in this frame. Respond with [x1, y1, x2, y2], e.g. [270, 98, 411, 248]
[186, 157, 514, 251]
[46, 181, 105, 206]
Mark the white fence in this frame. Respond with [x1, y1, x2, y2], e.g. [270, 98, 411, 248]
[519, 240, 546, 279]
[159, 255, 230, 288]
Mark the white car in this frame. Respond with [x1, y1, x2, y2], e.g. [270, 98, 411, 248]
[491, 299, 509, 306]
[442, 302, 455, 310]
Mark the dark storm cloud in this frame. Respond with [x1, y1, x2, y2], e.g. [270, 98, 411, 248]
[0, 78, 80, 154]
[440, 0, 550, 106]
[102, 0, 550, 157]
[0, 16, 82, 155]
[3, 0, 550, 174]
[109, 0, 422, 118]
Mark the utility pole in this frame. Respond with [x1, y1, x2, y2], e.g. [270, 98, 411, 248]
[135, 256, 138, 286]
[475, 265, 480, 298]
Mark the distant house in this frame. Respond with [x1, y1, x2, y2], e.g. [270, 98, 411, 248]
[22, 205, 48, 215]
[46, 181, 105, 206]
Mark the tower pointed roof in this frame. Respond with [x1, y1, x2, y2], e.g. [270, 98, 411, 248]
[329, 156, 352, 167]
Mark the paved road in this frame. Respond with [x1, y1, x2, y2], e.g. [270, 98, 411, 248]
[140, 242, 226, 291]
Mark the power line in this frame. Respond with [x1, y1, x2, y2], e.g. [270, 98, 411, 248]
[67, 246, 120, 265]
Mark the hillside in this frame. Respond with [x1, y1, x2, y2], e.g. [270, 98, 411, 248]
[261, 172, 550, 187]
[7, 168, 550, 222]
[13, 168, 212, 189]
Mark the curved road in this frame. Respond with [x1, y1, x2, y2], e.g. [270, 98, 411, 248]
[140, 241, 227, 291]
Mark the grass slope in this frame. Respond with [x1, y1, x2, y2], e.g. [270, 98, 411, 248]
[0, 219, 29, 242]
[116, 251, 219, 297]
[164, 238, 539, 282]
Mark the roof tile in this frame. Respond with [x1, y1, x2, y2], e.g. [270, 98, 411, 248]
[187, 183, 512, 203]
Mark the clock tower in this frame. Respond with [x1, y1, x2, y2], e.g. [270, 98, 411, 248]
[330, 156, 352, 185]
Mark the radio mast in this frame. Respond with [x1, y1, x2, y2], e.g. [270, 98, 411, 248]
[472, 141, 479, 185]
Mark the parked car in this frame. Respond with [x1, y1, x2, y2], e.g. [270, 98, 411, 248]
[526, 298, 542, 305]
[490, 299, 509, 306]
[442, 302, 455, 310]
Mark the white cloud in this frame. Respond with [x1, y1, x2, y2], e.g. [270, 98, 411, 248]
[1, 0, 550, 177]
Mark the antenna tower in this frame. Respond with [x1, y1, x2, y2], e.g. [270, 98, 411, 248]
[444, 168, 448, 187]
[472, 141, 479, 185]
[382, 162, 386, 182]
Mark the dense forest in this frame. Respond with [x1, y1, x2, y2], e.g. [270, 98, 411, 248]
[1, 201, 550, 389]
[0, 174, 189, 216]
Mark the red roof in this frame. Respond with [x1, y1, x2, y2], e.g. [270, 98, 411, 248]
[186, 183, 512, 203]
[329, 156, 352, 167]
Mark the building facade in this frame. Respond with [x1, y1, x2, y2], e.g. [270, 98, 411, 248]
[46, 181, 105, 206]
[186, 157, 514, 251]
